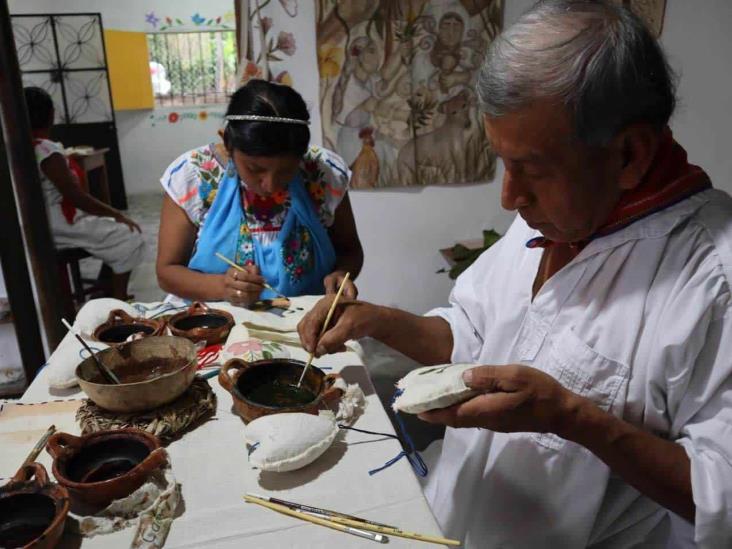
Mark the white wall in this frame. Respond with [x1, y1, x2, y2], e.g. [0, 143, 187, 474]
[10, 0, 732, 314]
[352, 0, 732, 312]
[9, 0, 235, 195]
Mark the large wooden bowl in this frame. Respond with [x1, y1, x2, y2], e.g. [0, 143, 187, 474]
[76, 336, 196, 413]
[219, 358, 343, 422]
[0, 463, 69, 548]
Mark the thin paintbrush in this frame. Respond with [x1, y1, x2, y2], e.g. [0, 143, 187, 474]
[248, 492, 396, 530]
[214, 252, 286, 298]
[297, 272, 350, 388]
[20, 425, 56, 469]
[243, 495, 387, 543]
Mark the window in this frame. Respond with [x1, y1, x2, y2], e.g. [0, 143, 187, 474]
[147, 31, 237, 107]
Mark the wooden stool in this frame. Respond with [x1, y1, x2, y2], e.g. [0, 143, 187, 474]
[56, 248, 108, 318]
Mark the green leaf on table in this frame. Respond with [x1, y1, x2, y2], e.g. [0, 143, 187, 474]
[451, 243, 473, 261]
[483, 229, 501, 248]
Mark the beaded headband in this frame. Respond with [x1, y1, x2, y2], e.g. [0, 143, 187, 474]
[224, 114, 310, 126]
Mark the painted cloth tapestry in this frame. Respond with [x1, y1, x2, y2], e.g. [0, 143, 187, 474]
[316, 1, 502, 188]
[234, 0, 303, 88]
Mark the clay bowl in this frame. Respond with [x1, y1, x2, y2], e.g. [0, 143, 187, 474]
[93, 309, 164, 346]
[0, 463, 69, 549]
[76, 336, 196, 413]
[46, 429, 167, 512]
[219, 358, 343, 422]
[168, 302, 234, 346]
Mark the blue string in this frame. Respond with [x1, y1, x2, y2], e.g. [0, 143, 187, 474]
[338, 389, 428, 478]
[78, 346, 104, 360]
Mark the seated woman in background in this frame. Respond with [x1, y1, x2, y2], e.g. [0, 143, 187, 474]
[157, 80, 363, 306]
[25, 87, 145, 300]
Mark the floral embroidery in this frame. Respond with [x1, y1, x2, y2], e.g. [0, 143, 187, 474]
[243, 189, 290, 227]
[225, 338, 287, 361]
[281, 225, 315, 283]
[235, 222, 255, 266]
[190, 145, 224, 209]
[187, 144, 346, 275]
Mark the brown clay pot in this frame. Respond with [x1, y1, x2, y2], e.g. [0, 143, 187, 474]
[76, 336, 197, 413]
[93, 309, 164, 345]
[168, 302, 234, 346]
[0, 463, 69, 549]
[46, 429, 167, 512]
[218, 358, 343, 422]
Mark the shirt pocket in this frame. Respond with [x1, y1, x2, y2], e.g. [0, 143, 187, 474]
[532, 326, 630, 451]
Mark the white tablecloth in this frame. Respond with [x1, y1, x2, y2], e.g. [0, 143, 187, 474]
[3, 310, 444, 548]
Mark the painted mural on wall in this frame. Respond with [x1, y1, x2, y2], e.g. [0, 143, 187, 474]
[144, 10, 235, 31]
[316, 0, 502, 188]
[148, 109, 225, 127]
[236, 0, 300, 89]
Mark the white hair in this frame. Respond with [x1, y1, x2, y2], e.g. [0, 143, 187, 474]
[477, 0, 676, 145]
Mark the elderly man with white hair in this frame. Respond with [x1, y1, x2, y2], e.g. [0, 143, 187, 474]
[299, 1, 732, 547]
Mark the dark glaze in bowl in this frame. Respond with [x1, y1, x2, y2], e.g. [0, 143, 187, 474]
[168, 302, 234, 346]
[93, 310, 163, 345]
[0, 463, 69, 549]
[46, 429, 167, 512]
[218, 358, 343, 422]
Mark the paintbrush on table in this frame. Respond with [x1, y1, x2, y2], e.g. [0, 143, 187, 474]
[243, 494, 387, 543]
[245, 493, 461, 546]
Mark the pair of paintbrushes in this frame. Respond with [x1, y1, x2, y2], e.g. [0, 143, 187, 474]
[244, 493, 461, 546]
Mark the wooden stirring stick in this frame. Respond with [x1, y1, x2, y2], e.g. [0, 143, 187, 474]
[214, 252, 286, 299]
[61, 318, 120, 384]
[297, 272, 350, 388]
[20, 425, 56, 469]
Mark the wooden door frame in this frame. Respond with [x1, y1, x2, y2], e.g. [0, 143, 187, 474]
[0, 0, 66, 380]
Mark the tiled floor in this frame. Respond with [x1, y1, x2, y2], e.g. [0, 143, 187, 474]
[81, 192, 166, 303]
[0, 193, 164, 396]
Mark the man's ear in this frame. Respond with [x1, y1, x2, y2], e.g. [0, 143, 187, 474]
[613, 123, 661, 191]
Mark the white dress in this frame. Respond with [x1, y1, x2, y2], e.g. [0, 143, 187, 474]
[425, 188, 732, 548]
[35, 139, 145, 274]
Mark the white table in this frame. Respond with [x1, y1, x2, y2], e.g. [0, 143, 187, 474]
[3, 318, 444, 548]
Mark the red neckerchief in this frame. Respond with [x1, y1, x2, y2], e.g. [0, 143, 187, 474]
[526, 127, 712, 251]
[32, 129, 79, 224]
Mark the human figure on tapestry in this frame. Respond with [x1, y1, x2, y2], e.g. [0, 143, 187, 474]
[157, 80, 363, 306]
[331, 36, 383, 167]
[350, 127, 379, 189]
[24, 87, 145, 301]
[429, 12, 473, 93]
[396, 88, 477, 182]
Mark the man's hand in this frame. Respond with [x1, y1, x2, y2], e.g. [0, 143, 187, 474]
[222, 265, 265, 307]
[323, 270, 358, 299]
[419, 364, 580, 436]
[297, 296, 381, 356]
